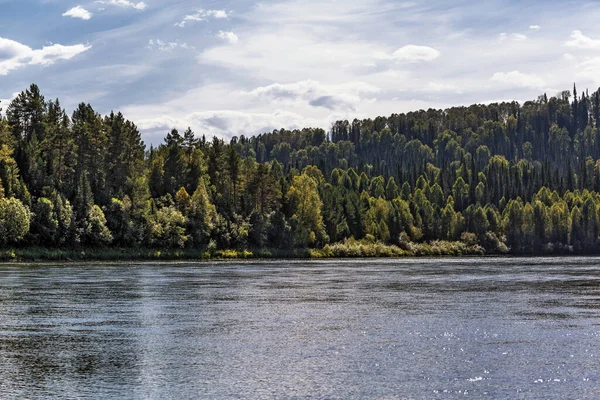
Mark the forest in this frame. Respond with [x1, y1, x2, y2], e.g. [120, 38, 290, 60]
[1, 83, 600, 257]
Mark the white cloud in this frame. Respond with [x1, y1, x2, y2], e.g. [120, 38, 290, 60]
[136, 110, 320, 141]
[576, 57, 600, 84]
[113, 0, 600, 144]
[499, 33, 527, 41]
[377, 45, 441, 62]
[217, 31, 239, 44]
[175, 9, 230, 27]
[206, 10, 229, 19]
[425, 82, 463, 94]
[246, 80, 379, 111]
[96, 0, 147, 11]
[198, 0, 443, 85]
[120, 81, 371, 142]
[29, 44, 91, 66]
[0, 37, 91, 75]
[529, 25, 541, 30]
[147, 39, 193, 52]
[0, 92, 19, 115]
[63, 6, 92, 20]
[200, 32, 385, 83]
[565, 30, 600, 49]
[491, 70, 546, 89]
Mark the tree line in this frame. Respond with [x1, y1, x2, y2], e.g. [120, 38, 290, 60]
[1, 83, 600, 254]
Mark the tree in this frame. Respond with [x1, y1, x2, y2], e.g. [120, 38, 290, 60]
[105, 197, 135, 246]
[44, 99, 76, 191]
[6, 84, 47, 196]
[268, 210, 292, 249]
[365, 197, 392, 242]
[248, 163, 280, 215]
[149, 206, 188, 248]
[31, 197, 59, 244]
[227, 144, 241, 212]
[452, 177, 469, 211]
[84, 205, 113, 246]
[503, 198, 524, 252]
[287, 172, 327, 247]
[104, 112, 145, 200]
[162, 129, 187, 195]
[385, 177, 399, 200]
[0, 197, 31, 244]
[188, 179, 217, 246]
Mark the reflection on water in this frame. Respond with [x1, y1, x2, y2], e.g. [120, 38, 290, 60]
[1, 258, 600, 399]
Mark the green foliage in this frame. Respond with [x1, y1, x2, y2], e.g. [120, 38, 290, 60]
[287, 172, 327, 247]
[0, 197, 31, 244]
[106, 197, 136, 246]
[6, 83, 600, 255]
[188, 179, 217, 246]
[32, 197, 59, 244]
[82, 205, 113, 246]
[212, 213, 249, 249]
[149, 206, 188, 249]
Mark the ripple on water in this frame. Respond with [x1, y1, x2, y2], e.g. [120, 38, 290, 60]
[0, 258, 600, 399]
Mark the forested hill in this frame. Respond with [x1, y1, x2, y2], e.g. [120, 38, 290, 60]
[1, 83, 600, 255]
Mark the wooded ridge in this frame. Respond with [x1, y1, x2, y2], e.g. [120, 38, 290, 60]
[1, 84, 600, 256]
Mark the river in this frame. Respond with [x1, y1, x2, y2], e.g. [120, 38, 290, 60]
[0, 258, 599, 399]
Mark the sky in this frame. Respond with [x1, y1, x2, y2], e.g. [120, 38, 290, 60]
[1, 0, 600, 145]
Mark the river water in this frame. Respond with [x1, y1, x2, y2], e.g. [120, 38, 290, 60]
[0, 258, 599, 399]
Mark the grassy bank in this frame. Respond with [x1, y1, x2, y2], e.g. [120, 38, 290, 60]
[0, 239, 488, 262]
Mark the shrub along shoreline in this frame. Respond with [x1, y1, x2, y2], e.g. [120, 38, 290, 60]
[0, 239, 500, 262]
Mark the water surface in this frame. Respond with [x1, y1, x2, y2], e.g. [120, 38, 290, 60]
[1, 258, 599, 399]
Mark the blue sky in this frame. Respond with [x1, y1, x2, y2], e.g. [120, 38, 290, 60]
[1, 0, 600, 144]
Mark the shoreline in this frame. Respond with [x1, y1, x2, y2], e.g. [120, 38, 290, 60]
[0, 240, 583, 262]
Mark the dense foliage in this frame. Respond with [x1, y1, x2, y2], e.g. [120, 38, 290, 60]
[3, 84, 600, 255]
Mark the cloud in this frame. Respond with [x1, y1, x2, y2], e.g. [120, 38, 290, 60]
[0, 92, 19, 114]
[490, 70, 546, 89]
[217, 31, 239, 44]
[565, 30, 600, 49]
[529, 25, 541, 30]
[147, 39, 193, 51]
[0, 37, 91, 75]
[576, 57, 600, 84]
[63, 6, 92, 20]
[205, 10, 229, 19]
[96, 0, 147, 11]
[246, 80, 379, 111]
[120, 80, 378, 143]
[377, 45, 441, 62]
[175, 9, 230, 27]
[109, 0, 600, 144]
[135, 110, 321, 141]
[425, 82, 462, 94]
[199, 33, 383, 83]
[499, 33, 527, 41]
[198, 0, 444, 85]
[308, 96, 355, 110]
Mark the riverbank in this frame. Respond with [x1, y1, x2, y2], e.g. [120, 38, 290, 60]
[0, 239, 490, 262]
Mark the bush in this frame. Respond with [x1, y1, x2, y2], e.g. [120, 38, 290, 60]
[106, 198, 136, 246]
[32, 197, 58, 244]
[84, 205, 113, 246]
[149, 206, 188, 248]
[0, 197, 31, 244]
[317, 238, 407, 258]
[460, 232, 479, 246]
